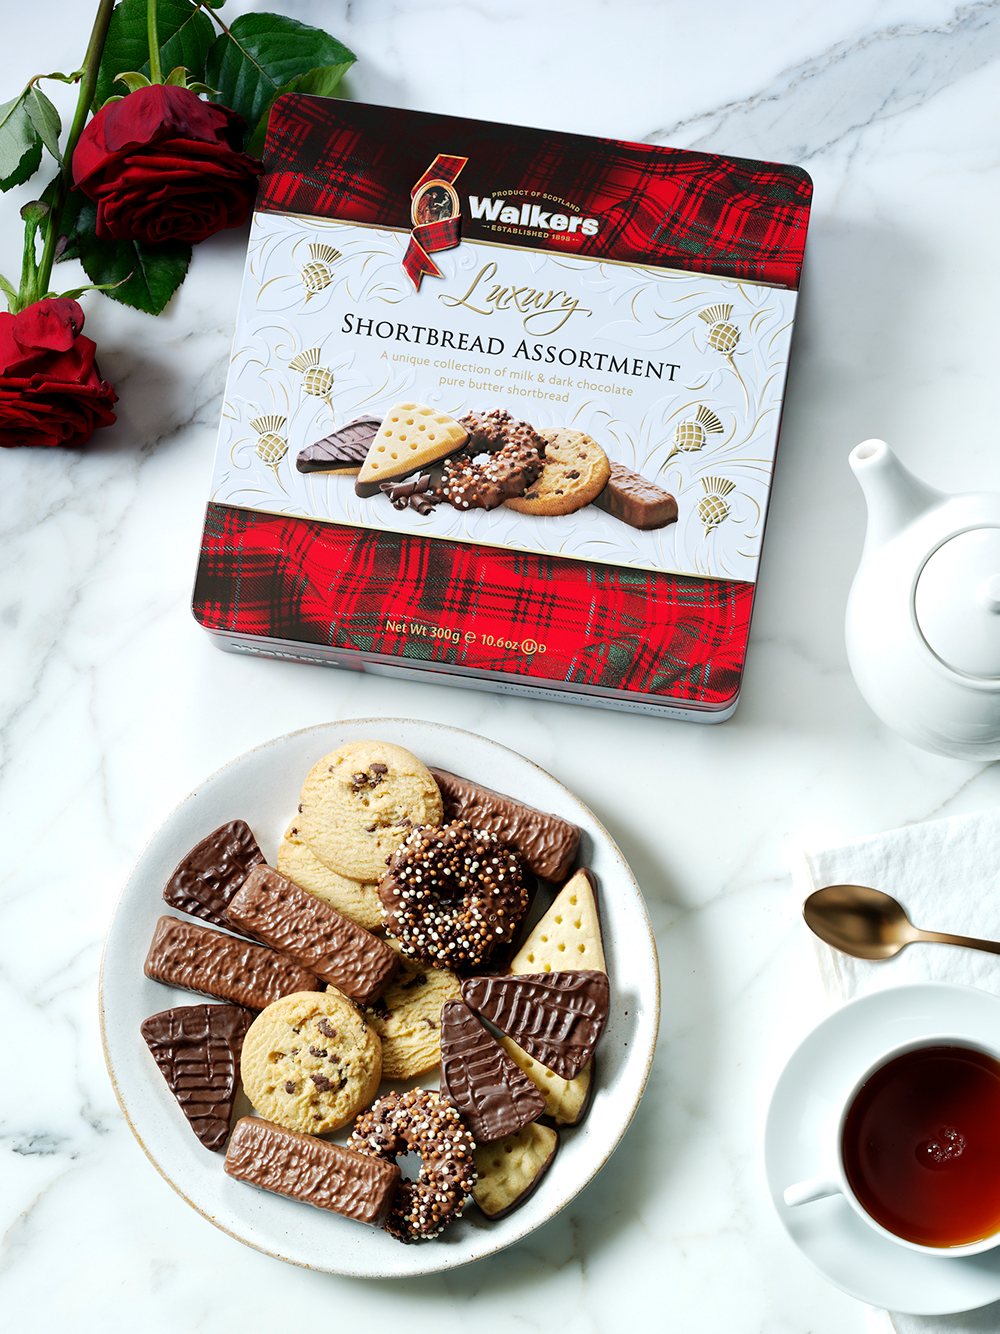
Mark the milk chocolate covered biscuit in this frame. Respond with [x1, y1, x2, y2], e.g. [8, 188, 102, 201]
[144, 915, 320, 1009]
[225, 1116, 400, 1226]
[440, 999, 546, 1142]
[429, 768, 580, 881]
[461, 969, 609, 1080]
[592, 462, 677, 530]
[141, 1003, 253, 1151]
[227, 865, 398, 1004]
[162, 820, 265, 930]
[296, 416, 382, 474]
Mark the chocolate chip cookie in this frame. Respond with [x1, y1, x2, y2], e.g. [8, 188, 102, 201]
[240, 989, 382, 1134]
[504, 426, 610, 516]
[297, 740, 443, 883]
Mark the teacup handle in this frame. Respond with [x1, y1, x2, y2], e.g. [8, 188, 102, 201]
[783, 1177, 842, 1208]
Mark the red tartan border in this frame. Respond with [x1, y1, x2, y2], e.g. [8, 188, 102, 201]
[258, 97, 812, 289]
[193, 504, 754, 706]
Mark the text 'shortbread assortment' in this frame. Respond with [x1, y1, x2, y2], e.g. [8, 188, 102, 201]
[195, 99, 812, 722]
[137, 738, 614, 1243]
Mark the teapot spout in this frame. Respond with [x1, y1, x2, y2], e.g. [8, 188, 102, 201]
[850, 439, 943, 556]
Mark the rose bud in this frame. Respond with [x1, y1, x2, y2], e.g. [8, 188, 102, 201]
[0, 297, 117, 448]
[72, 84, 262, 245]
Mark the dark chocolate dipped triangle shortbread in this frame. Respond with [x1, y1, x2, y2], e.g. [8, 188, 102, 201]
[440, 999, 546, 1142]
[296, 416, 381, 474]
[162, 819, 264, 930]
[461, 969, 609, 1081]
[141, 1003, 253, 1151]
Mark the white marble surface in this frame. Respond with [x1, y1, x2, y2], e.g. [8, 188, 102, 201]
[4, 2, 1000, 1330]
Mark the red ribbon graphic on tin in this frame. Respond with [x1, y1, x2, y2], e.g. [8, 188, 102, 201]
[402, 154, 468, 290]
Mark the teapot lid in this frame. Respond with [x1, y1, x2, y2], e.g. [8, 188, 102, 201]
[915, 528, 1000, 678]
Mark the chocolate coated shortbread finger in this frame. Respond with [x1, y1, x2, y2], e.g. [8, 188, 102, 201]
[592, 461, 677, 530]
[144, 915, 320, 1009]
[225, 1116, 400, 1226]
[162, 820, 265, 930]
[429, 768, 581, 881]
[227, 865, 399, 1004]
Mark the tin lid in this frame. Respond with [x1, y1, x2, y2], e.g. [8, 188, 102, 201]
[915, 528, 1000, 678]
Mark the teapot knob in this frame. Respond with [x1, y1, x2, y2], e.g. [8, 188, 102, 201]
[978, 575, 1000, 614]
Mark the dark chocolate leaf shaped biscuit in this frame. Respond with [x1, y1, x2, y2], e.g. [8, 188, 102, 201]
[162, 820, 264, 929]
[461, 970, 609, 1081]
[141, 1004, 253, 1151]
[440, 999, 546, 1142]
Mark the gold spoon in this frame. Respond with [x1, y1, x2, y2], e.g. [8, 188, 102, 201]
[803, 884, 1000, 961]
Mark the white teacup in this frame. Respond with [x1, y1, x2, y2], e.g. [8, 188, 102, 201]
[783, 1034, 1000, 1257]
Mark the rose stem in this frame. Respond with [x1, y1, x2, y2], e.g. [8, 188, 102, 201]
[147, 0, 163, 84]
[32, 0, 116, 303]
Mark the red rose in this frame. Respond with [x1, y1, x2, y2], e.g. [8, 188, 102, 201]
[72, 84, 261, 245]
[0, 298, 117, 448]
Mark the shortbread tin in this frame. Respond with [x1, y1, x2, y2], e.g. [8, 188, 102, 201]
[193, 98, 812, 720]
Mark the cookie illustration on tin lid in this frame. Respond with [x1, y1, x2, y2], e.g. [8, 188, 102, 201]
[355, 402, 468, 497]
[504, 427, 610, 516]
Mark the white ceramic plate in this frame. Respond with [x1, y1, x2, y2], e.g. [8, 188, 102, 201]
[100, 719, 659, 1277]
[765, 983, 1000, 1316]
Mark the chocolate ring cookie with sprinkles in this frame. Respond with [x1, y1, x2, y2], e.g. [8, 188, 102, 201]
[428, 408, 545, 511]
[378, 820, 529, 970]
[347, 1089, 477, 1241]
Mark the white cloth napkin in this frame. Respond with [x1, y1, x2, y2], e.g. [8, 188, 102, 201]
[795, 808, 1000, 1334]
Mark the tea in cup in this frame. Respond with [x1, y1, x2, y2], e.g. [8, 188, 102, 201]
[783, 1035, 1000, 1254]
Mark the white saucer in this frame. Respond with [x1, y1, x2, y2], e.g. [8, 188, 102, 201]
[765, 983, 1000, 1316]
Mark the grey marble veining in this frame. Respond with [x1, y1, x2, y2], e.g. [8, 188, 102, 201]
[3, 1, 1000, 1330]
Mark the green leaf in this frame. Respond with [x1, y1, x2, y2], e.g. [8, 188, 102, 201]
[164, 65, 190, 86]
[25, 87, 61, 162]
[0, 269, 19, 312]
[243, 58, 353, 157]
[205, 15, 354, 150]
[94, 0, 216, 109]
[114, 71, 153, 93]
[0, 92, 42, 191]
[56, 196, 190, 314]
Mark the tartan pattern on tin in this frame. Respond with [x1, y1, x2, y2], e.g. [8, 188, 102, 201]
[257, 97, 812, 289]
[193, 504, 754, 706]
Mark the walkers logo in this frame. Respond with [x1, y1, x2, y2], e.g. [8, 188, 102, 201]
[468, 194, 599, 239]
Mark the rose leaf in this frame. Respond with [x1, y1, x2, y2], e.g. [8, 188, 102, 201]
[59, 195, 190, 315]
[94, 0, 215, 110]
[0, 93, 43, 192]
[205, 14, 355, 150]
[25, 87, 62, 164]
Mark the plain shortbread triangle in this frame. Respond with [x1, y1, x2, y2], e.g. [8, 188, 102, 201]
[510, 868, 605, 975]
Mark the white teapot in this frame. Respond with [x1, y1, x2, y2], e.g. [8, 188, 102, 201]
[846, 439, 1000, 759]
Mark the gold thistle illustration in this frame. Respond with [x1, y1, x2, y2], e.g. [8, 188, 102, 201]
[249, 414, 288, 468]
[289, 348, 335, 407]
[667, 404, 724, 460]
[699, 304, 740, 356]
[299, 243, 341, 300]
[697, 476, 736, 533]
